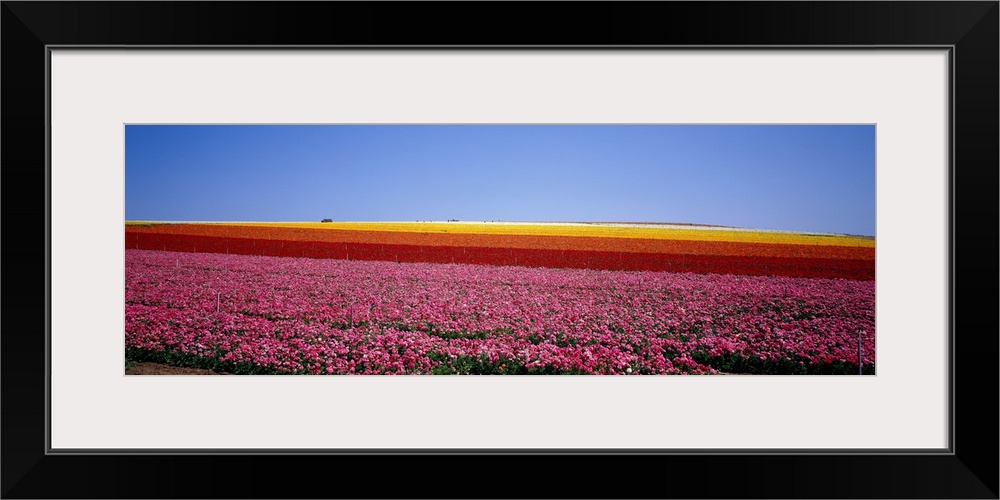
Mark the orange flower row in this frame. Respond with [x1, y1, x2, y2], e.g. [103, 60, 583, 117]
[213, 221, 875, 248]
[126, 224, 874, 260]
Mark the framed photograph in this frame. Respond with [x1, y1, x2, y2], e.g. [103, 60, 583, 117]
[4, 2, 996, 498]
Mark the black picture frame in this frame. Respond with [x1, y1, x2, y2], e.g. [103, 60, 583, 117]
[3, 2, 996, 498]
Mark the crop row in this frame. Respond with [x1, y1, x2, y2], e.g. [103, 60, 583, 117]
[125, 233, 873, 280]
[196, 221, 875, 247]
[125, 224, 874, 260]
[125, 249, 876, 375]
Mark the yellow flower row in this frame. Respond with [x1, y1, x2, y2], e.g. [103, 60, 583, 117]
[210, 221, 875, 248]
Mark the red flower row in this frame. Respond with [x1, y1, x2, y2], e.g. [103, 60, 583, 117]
[125, 223, 874, 260]
[126, 232, 874, 280]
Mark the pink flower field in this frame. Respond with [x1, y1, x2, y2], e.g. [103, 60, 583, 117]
[125, 249, 875, 374]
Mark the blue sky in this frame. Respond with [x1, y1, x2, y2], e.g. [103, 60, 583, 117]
[125, 125, 875, 236]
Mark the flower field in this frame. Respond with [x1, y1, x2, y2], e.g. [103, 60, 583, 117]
[124, 222, 875, 375]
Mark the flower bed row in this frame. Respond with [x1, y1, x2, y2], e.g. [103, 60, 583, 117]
[126, 223, 875, 259]
[201, 221, 874, 247]
[126, 233, 873, 280]
[125, 250, 875, 375]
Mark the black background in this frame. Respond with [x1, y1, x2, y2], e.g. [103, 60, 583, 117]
[3, 2, 997, 498]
